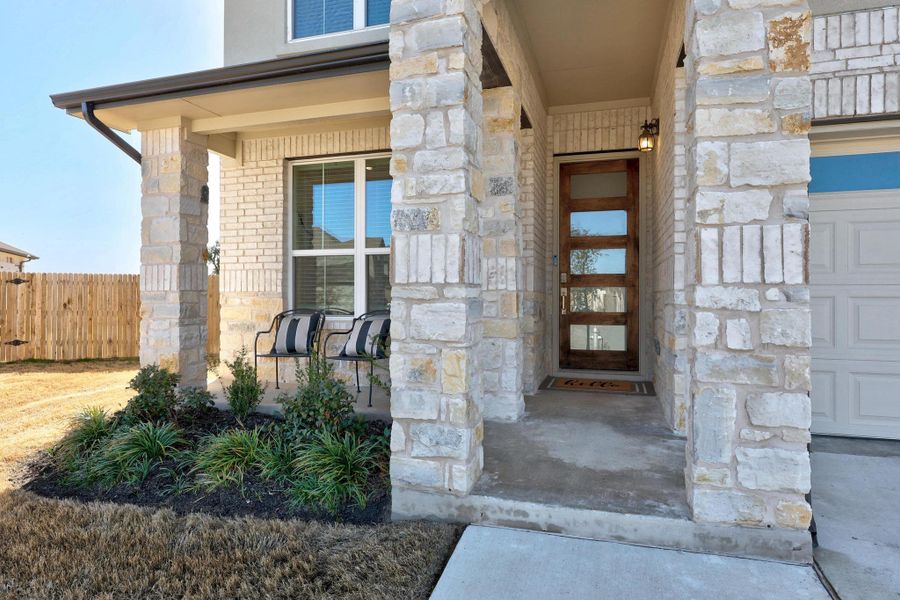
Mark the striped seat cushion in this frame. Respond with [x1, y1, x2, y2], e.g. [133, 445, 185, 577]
[343, 318, 390, 358]
[272, 313, 320, 355]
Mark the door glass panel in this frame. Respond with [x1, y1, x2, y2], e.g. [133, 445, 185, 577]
[294, 256, 354, 313]
[570, 248, 626, 275]
[365, 157, 392, 248]
[570, 171, 627, 199]
[293, 162, 355, 251]
[570, 325, 627, 351]
[366, 254, 391, 311]
[570, 287, 627, 313]
[571, 210, 627, 237]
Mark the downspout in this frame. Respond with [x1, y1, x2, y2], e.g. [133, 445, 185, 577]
[80, 101, 142, 165]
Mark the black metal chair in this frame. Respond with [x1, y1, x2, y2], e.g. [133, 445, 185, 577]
[254, 308, 325, 389]
[323, 310, 391, 407]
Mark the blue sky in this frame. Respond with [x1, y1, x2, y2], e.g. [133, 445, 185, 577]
[0, 1, 224, 273]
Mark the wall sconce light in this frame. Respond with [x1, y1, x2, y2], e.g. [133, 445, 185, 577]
[639, 118, 660, 152]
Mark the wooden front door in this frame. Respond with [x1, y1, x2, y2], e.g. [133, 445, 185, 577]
[559, 159, 639, 371]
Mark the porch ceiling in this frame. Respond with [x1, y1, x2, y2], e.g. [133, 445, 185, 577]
[515, 0, 671, 107]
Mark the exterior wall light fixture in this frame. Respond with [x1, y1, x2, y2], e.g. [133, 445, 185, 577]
[639, 118, 660, 152]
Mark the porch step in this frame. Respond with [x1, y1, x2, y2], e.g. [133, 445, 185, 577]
[392, 488, 813, 564]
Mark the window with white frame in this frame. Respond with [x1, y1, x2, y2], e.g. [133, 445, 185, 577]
[291, 0, 390, 40]
[290, 155, 392, 315]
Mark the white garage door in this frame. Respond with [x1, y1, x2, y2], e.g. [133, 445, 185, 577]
[810, 189, 900, 439]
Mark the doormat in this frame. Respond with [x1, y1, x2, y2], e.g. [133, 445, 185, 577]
[541, 376, 655, 396]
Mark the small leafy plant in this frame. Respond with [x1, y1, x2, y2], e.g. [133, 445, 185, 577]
[224, 348, 265, 422]
[86, 422, 182, 486]
[174, 387, 215, 424]
[192, 427, 264, 490]
[257, 428, 298, 484]
[54, 407, 115, 467]
[289, 431, 379, 514]
[279, 355, 355, 440]
[124, 365, 179, 422]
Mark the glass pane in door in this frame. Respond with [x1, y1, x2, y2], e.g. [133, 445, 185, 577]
[571, 210, 627, 236]
[570, 171, 627, 199]
[570, 248, 626, 275]
[569, 325, 627, 351]
[569, 287, 627, 313]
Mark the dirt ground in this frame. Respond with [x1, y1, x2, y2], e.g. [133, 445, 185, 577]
[0, 360, 138, 491]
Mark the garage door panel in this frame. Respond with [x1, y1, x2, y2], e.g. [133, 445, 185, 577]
[809, 222, 835, 274]
[851, 371, 900, 425]
[811, 188, 900, 440]
[850, 296, 900, 352]
[851, 217, 900, 274]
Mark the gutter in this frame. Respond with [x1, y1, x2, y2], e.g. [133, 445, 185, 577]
[50, 42, 390, 112]
[81, 101, 141, 164]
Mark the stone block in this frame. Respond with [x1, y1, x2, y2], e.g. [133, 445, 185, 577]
[730, 140, 811, 186]
[410, 303, 469, 341]
[784, 354, 811, 390]
[696, 190, 772, 224]
[390, 456, 443, 488]
[392, 388, 440, 420]
[736, 447, 811, 492]
[442, 349, 468, 394]
[391, 113, 425, 148]
[698, 56, 766, 76]
[746, 392, 811, 428]
[692, 465, 733, 487]
[695, 108, 776, 137]
[740, 428, 775, 442]
[695, 286, 761, 311]
[392, 207, 440, 231]
[695, 142, 729, 186]
[768, 12, 812, 73]
[696, 12, 766, 57]
[694, 312, 720, 346]
[775, 500, 813, 529]
[410, 423, 471, 459]
[692, 489, 766, 525]
[692, 386, 736, 464]
[726, 319, 753, 350]
[760, 309, 811, 347]
[696, 76, 771, 105]
[408, 16, 466, 52]
[695, 352, 779, 385]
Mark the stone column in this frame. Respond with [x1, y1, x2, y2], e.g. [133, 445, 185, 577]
[139, 124, 210, 389]
[480, 87, 525, 421]
[683, 1, 814, 530]
[388, 0, 485, 496]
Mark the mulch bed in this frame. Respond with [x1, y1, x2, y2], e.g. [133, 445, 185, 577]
[23, 410, 393, 525]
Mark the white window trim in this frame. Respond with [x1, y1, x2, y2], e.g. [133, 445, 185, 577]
[287, 0, 390, 43]
[287, 152, 392, 319]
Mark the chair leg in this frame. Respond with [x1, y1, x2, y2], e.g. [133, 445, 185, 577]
[355, 361, 361, 393]
[368, 360, 375, 408]
[275, 357, 280, 390]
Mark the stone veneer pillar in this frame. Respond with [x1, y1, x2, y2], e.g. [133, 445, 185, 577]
[480, 87, 525, 421]
[388, 0, 486, 495]
[139, 124, 210, 389]
[683, 0, 814, 529]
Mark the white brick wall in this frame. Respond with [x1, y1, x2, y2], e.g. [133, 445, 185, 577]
[812, 7, 900, 118]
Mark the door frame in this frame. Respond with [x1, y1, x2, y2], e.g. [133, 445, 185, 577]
[551, 151, 652, 380]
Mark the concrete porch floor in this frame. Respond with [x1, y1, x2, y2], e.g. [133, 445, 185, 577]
[208, 376, 392, 422]
[474, 390, 691, 520]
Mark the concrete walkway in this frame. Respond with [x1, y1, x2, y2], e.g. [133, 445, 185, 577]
[812, 436, 900, 599]
[431, 526, 830, 600]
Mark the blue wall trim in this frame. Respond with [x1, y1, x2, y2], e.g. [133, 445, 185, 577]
[810, 152, 900, 193]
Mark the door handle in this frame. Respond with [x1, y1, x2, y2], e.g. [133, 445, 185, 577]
[560, 287, 568, 315]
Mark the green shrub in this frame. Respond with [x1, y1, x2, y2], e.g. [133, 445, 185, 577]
[224, 348, 264, 422]
[257, 429, 298, 484]
[88, 422, 182, 486]
[124, 365, 179, 422]
[192, 427, 263, 490]
[289, 431, 379, 513]
[54, 407, 115, 466]
[174, 387, 215, 424]
[279, 355, 355, 440]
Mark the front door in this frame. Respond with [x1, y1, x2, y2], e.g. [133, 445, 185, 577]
[559, 159, 639, 371]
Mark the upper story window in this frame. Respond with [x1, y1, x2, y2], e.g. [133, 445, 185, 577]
[292, 0, 390, 41]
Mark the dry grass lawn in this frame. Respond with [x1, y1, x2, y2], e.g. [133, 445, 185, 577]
[0, 360, 138, 490]
[0, 490, 459, 599]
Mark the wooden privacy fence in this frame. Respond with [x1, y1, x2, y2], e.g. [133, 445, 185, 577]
[0, 273, 220, 363]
